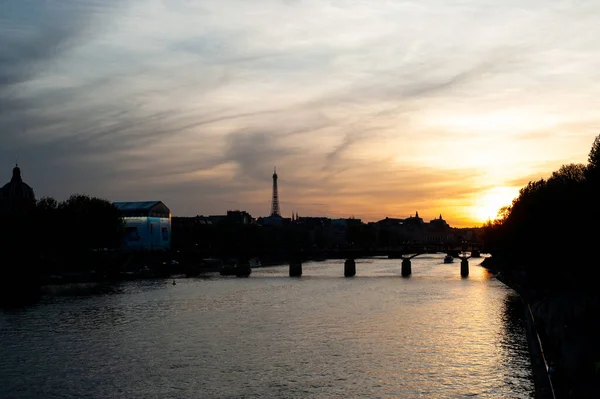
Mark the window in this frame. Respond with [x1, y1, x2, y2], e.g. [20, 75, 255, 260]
[125, 227, 140, 242]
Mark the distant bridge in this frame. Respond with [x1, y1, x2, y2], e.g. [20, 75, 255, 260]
[278, 245, 481, 277]
[286, 242, 484, 261]
[287, 251, 475, 278]
[211, 243, 485, 279]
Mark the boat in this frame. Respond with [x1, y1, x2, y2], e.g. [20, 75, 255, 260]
[443, 255, 454, 263]
[235, 264, 251, 277]
[184, 264, 201, 277]
[219, 263, 252, 277]
[219, 264, 237, 276]
[202, 258, 223, 272]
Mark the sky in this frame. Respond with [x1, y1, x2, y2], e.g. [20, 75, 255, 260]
[1, 0, 600, 227]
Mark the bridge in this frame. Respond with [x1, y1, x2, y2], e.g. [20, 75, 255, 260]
[280, 242, 483, 261]
[286, 250, 479, 278]
[380, 242, 482, 259]
[217, 242, 484, 278]
[397, 252, 472, 277]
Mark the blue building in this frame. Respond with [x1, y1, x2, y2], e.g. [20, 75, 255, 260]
[113, 201, 171, 251]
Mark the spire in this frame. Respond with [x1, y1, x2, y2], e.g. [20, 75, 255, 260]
[270, 166, 281, 217]
[415, 211, 419, 218]
[440, 214, 443, 220]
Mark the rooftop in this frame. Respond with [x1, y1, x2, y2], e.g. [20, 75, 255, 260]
[112, 201, 163, 211]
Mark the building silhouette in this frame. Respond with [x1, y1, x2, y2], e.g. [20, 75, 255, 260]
[374, 212, 473, 245]
[0, 163, 35, 214]
[112, 201, 171, 251]
[0, 163, 38, 304]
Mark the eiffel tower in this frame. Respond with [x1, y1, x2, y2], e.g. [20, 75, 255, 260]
[270, 166, 281, 217]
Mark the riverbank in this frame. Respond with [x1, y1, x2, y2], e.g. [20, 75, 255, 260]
[494, 270, 555, 399]
[482, 257, 600, 399]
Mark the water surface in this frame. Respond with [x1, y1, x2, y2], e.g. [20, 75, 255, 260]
[0, 256, 533, 398]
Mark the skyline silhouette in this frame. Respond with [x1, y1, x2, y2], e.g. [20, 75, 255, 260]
[2, 1, 600, 227]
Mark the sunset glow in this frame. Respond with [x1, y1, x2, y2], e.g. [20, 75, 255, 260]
[2, 0, 599, 227]
[471, 186, 520, 224]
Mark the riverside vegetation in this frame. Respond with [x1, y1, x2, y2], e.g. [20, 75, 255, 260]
[482, 134, 600, 398]
[0, 194, 127, 304]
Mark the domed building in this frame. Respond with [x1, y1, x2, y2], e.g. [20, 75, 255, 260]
[0, 164, 36, 214]
[0, 164, 39, 306]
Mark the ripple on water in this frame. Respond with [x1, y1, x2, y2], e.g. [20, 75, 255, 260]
[0, 257, 533, 398]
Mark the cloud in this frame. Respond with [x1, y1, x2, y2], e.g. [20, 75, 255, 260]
[2, 0, 600, 226]
[0, 7, 77, 89]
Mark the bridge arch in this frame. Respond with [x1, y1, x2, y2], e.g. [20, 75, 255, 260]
[403, 252, 429, 260]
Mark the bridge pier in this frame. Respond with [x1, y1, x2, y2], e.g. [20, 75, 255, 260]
[289, 260, 302, 277]
[401, 258, 412, 276]
[344, 258, 356, 277]
[460, 259, 469, 277]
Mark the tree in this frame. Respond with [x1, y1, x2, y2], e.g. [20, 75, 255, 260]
[59, 194, 124, 251]
[480, 138, 600, 290]
[550, 163, 586, 184]
[588, 134, 600, 170]
[33, 197, 61, 255]
[36, 196, 59, 212]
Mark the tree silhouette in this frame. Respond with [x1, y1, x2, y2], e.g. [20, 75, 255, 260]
[58, 194, 124, 251]
[482, 133, 600, 290]
[588, 134, 600, 170]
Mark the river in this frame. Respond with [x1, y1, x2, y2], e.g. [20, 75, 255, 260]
[0, 255, 533, 398]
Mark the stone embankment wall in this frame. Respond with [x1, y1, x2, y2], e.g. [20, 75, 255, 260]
[530, 294, 600, 398]
[483, 258, 600, 398]
[522, 299, 555, 399]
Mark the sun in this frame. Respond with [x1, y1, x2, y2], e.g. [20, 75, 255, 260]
[472, 186, 519, 223]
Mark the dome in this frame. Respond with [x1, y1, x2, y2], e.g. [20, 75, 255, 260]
[0, 165, 35, 204]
